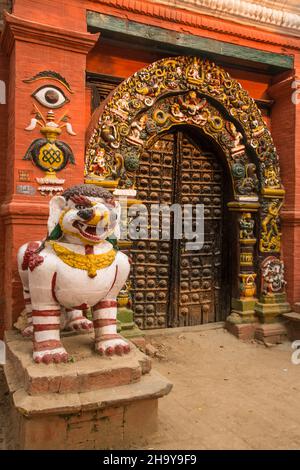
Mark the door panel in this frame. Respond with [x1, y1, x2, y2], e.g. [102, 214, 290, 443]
[173, 134, 225, 327]
[130, 130, 229, 329]
[130, 134, 175, 330]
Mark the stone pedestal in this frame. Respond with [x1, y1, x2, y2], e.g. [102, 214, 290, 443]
[254, 293, 291, 323]
[3, 330, 172, 450]
[227, 298, 257, 324]
[226, 320, 288, 343]
[225, 321, 258, 340]
[254, 322, 288, 344]
[283, 303, 300, 341]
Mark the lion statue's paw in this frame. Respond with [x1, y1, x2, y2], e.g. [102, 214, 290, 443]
[64, 313, 93, 332]
[33, 343, 69, 364]
[95, 335, 131, 356]
[22, 324, 33, 338]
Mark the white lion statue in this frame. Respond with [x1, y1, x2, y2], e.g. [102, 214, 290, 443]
[17, 184, 130, 364]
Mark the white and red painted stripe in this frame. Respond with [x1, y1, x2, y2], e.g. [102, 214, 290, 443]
[64, 308, 93, 331]
[92, 299, 130, 355]
[32, 309, 68, 363]
[21, 288, 33, 337]
[93, 300, 117, 342]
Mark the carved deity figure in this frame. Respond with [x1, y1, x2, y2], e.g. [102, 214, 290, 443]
[239, 213, 255, 239]
[186, 58, 203, 85]
[17, 184, 130, 364]
[227, 122, 243, 150]
[261, 256, 286, 294]
[178, 91, 207, 116]
[88, 148, 108, 177]
[236, 163, 259, 196]
[264, 166, 280, 188]
[260, 200, 283, 252]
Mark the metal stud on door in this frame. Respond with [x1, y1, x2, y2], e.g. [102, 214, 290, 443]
[130, 131, 229, 329]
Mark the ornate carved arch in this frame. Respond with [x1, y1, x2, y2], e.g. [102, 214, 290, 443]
[86, 56, 289, 325]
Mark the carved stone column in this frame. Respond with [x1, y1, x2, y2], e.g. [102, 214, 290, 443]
[226, 201, 260, 324]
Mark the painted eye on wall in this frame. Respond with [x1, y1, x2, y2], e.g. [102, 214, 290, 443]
[32, 85, 69, 108]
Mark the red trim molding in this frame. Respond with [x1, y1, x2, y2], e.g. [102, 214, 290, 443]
[0, 11, 100, 55]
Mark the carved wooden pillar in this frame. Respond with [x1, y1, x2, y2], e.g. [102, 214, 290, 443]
[254, 189, 290, 323]
[226, 201, 260, 324]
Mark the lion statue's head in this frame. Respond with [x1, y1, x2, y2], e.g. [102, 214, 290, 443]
[47, 184, 120, 244]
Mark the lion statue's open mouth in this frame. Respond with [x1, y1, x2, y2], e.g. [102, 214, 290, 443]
[72, 220, 115, 242]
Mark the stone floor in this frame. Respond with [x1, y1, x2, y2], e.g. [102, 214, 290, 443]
[1, 327, 300, 450]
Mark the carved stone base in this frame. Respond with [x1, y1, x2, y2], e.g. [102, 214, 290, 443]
[226, 320, 288, 343]
[254, 322, 288, 344]
[225, 321, 257, 340]
[226, 298, 258, 324]
[282, 310, 300, 341]
[3, 330, 172, 449]
[254, 293, 291, 323]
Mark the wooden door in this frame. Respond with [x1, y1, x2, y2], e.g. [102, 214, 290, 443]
[130, 130, 230, 329]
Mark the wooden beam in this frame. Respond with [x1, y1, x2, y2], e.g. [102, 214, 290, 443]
[87, 11, 294, 74]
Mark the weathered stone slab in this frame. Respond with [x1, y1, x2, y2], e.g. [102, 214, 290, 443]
[8, 369, 172, 417]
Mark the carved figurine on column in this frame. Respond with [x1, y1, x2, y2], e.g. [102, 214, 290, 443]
[17, 184, 131, 364]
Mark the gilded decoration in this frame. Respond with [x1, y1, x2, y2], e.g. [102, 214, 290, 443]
[260, 199, 283, 252]
[85, 56, 283, 196]
[24, 108, 75, 189]
[85, 56, 286, 303]
[239, 273, 257, 298]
